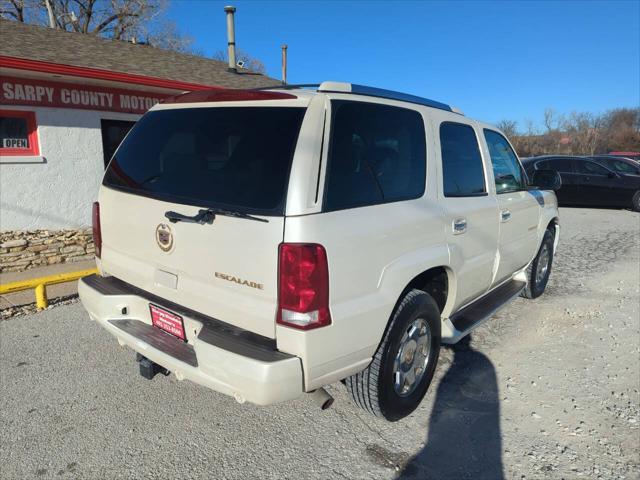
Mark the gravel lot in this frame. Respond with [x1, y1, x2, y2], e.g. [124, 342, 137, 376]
[1, 207, 638, 480]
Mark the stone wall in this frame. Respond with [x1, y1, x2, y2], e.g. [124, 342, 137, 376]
[0, 229, 95, 273]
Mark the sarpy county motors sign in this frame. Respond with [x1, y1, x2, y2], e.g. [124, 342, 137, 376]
[1, 76, 175, 114]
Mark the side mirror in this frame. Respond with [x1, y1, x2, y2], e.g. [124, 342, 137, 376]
[496, 173, 517, 190]
[531, 169, 562, 191]
[497, 173, 516, 183]
[607, 171, 618, 179]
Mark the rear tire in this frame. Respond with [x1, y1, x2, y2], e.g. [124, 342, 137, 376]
[522, 229, 555, 299]
[345, 289, 441, 421]
[632, 191, 640, 212]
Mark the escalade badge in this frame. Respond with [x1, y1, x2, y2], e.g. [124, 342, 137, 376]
[156, 223, 174, 252]
[215, 272, 264, 290]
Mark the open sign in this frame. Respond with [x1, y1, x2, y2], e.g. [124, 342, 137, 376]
[2, 138, 28, 149]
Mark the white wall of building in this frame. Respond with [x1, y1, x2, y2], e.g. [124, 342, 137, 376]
[0, 105, 139, 230]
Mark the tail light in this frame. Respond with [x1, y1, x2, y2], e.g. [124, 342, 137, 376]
[277, 243, 331, 330]
[92, 202, 102, 258]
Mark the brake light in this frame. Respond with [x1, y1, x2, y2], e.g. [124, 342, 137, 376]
[161, 89, 296, 104]
[277, 243, 331, 330]
[92, 202, 102, 258]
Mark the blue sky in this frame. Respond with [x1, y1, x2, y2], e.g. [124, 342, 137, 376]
[168, 0, 639, 129]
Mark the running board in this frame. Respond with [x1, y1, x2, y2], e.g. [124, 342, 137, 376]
[442, 279, 526, 344]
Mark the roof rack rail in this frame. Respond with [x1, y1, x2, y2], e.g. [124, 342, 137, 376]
[253, 81, 456, 113]
[253, 84, 320, 91]
[317, 82, 453, 112]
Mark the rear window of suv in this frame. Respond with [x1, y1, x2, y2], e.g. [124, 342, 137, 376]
[103, 107, 305, 215]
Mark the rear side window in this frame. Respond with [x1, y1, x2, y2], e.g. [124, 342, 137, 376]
[439, 122, 486, 197]
[324, 101, 426, 211]
[575, 161, 609, 175]
[605, 159, 639, 174]
[103, 107, 305, 215]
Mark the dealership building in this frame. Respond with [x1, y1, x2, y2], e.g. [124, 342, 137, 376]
[0, 20, 275, 272]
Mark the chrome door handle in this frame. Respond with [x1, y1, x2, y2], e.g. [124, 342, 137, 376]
[501, 209, 511, 222]
[453, 218, 467, 235]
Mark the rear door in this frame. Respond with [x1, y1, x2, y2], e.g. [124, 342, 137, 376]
[434, 118, 499, 309]
[574, 159, 625, 206]
[482, 129, 540, 285]
[98, 103, 308, 339]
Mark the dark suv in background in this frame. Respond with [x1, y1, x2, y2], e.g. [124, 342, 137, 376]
[523, 155, 640, 211]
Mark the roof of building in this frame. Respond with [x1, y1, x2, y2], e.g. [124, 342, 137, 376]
[0, 19, 278, 89]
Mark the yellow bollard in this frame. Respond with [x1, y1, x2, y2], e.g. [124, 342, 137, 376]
[0, 267, 97, 310]
[35, 283, 48, 310]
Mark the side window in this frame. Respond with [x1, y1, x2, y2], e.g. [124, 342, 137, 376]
[324, 101, 426, 211]
[483, 129, 524, 194]
[610, 160, 639, 174]
[549, 158, 574, 173]
[535, 160, 550, 170]
[439, 122, 486, 197]
[576, 161, 610, 176]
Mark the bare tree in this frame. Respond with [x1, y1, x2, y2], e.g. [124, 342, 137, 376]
[145, 20, 195, 54]
[1, 1, 267, 64]
[213, 48, 266, 74]
[543, 108, 558, 132]
[496, 119, 518, 138]
[562, 112, 600, 155]
[600, 108, 640, 152]
[508, 107, 640, 157]
[0, 0, 29, 21]
[0, 0, 194, 53]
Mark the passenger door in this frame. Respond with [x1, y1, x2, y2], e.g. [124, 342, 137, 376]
[483, 129, 540, 285]
[574, 160, 624, 206]
[435, 120, 499, 309]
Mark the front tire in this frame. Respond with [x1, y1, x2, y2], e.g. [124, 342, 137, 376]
[522, 228, 555, 299]
[345, 289, 441, 421]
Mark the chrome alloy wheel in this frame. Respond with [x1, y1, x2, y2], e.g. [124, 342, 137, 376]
[393, 318, 432, 397]
[535, 244, 551, 285]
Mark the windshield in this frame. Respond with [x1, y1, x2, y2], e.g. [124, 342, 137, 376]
[103, 107, 305, 215]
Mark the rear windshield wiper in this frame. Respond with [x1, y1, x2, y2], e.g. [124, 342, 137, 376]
[165, 208, 268, 224]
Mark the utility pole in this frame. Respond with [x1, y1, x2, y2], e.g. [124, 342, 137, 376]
[224, 6, 237, 73]
[44, 0, 56, 28]
[281, 45, 288, 85]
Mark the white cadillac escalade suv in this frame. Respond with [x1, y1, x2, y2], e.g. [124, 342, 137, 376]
[79, 82, 561, 421]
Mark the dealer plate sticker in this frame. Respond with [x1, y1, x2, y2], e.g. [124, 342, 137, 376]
[149, 304, 185, 341]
